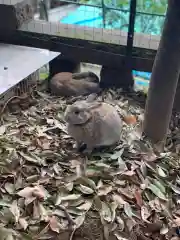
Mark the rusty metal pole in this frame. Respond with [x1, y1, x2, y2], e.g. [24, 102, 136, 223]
[143, 0, 180, 143]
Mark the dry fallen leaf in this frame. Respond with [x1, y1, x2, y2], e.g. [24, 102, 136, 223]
[77, 184, 94, 195]
[0, 87, 179, 240]
[123, 115, 137, 125]
[4, 183, 15, 194]
[49, 216, 60, 233]
[32, 186, 46, 201]
[74, 214, 86, 228]
[100, 202, 112, 223]
[17, 187, 34, 198]
[17, 186, 46, 202]
[112, 194, 126, 205]
[77, 200, 93, 211]
[141, 205, 151, 222]
[10, 200, 20, 223]
[97, 185, 113, 196]
[134, 190, 143, 207]
[124, 203, 133, 218]
[148, 184, 167, 201]
[18, 218, 28, 230]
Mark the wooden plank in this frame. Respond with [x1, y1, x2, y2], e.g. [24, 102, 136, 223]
[0, 0, 33, 31]
[19, 19, 160, 50]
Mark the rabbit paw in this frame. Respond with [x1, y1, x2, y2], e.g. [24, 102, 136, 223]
[73, 141, 87, 153]
[83, 147, 93, 155]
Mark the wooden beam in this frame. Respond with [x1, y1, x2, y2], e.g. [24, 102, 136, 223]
[0, 30, 155, 72]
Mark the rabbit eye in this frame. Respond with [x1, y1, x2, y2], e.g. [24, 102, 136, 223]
[74, 110, 79, 115]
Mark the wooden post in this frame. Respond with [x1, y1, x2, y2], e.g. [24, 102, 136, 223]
[143, 0, 180, 143]
[173, 76, 180, 112]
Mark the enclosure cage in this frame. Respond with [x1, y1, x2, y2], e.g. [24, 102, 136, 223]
[0, 0, 168, 114]
[31, 0, 167, 91]
[31, 0, 167, 73]
[0, 43, 59, 115]
[38, 0, 167, 35]
[0, 71, 38, 112]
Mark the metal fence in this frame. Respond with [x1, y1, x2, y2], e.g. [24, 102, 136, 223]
[36, 0, 167, 74]
[38, 0, 167, 35]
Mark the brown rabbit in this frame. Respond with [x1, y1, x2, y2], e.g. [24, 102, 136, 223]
[72, 71, 99, 83]
[64, 100, 122, 153]
[49, 72, 101, 97]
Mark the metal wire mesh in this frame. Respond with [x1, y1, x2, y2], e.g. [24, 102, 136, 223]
[58, 1, 165, 34]
[0, 71, 38, 110]
[31, 0, 167, 50]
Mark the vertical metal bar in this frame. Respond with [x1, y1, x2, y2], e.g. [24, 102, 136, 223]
[31, 0, 38, 13]
[112, 0, 117, 7]
[126, 0, 136, 59]
[121, 0, 137, 90]
[39, 0, 49, 21]
[101, 0, 106, 28]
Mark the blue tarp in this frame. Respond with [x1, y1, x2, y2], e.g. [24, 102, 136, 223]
[133, 70, 151, 80]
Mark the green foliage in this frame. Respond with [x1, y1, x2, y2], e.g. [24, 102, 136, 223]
[136, 0, 167, 14]
[80, 0, 167, 15]
[78, 0, 167, 34]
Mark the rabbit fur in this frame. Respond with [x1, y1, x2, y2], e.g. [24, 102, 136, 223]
[72, 71, 99, 83]
[64, 100, 122, 153]
[49, 71, 101, 97]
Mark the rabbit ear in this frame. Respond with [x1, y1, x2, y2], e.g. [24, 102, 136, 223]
[72, 100, 101, 111]
[72, 72, 90, 80]
[86, 102, 102, 110]
[71, 73, 81, 80]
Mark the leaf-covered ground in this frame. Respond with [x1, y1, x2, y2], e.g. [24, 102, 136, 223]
[0, 89, 180, 240]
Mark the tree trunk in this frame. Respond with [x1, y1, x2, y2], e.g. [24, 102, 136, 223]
[143, 0, 180, 143]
